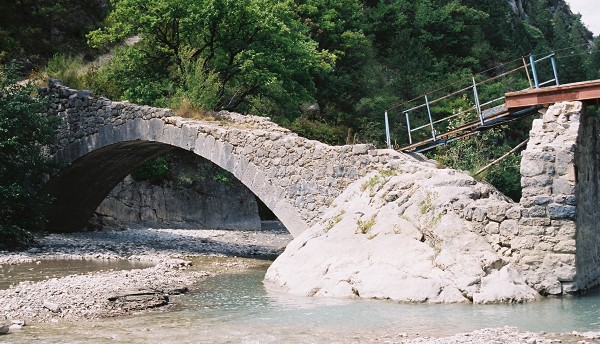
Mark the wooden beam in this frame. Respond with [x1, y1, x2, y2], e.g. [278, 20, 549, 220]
[505, 79, 600, 109]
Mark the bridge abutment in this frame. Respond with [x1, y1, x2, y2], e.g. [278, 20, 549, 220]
[517, 102, 581, 293]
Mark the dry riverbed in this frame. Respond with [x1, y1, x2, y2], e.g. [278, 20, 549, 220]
[0, 226, 291, 325]
[0, 226, 598, 343]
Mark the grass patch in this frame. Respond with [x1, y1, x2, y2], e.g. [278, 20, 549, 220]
[419, 191, 434, 214]
[379, 169, 397, 178]
[360, 175, 380, 193]
[172, 98, 216, 121]
[325, 210, 345, 231]
[356, 214, 377, 234]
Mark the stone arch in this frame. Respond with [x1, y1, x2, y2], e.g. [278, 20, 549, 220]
[43, 118, 308, 237]
[42, 83, 393, 240]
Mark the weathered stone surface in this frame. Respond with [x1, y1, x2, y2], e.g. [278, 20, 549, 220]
[265, 169, 531, 303]
[43, 302, 61, 313]
[547, 204, 576, 220]
[472, 266, 540, 304]
[92, 151, 262, 231]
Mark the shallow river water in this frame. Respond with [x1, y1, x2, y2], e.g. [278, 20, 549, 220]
[0, 259, 153, 290]
[3, 257, 600, 343]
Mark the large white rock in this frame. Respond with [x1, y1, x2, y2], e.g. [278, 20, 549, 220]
[265, 161, 540, 303]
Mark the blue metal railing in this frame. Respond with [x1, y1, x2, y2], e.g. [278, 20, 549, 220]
[385, 53, 559, 150]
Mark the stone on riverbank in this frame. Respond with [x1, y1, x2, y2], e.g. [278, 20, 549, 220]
[265, 161, 540, 303]
[8, 324, 22, 331]
[43, 302, 61, 313]
[0, 260, 208, 322]
[108, 288, 169, 312]
[0, 324, 8, 335]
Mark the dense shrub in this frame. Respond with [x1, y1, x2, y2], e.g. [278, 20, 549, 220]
[0, 69, 56, 249]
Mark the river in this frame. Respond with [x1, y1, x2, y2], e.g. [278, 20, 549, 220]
[2, 256, 600, 343]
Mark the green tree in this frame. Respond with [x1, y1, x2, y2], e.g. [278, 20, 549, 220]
[0, 69, 56, 249]
[295, 0, 378, 132]
[87, 0, 333, 115]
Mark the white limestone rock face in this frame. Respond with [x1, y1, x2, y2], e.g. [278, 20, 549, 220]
[265, 160, 540, 303]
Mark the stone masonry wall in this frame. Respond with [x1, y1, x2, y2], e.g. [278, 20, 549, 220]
[574, 106, 600, 290]
[516, 102, 581, 294]
[91, 151, 262, 231]
[446, 102, 593, 295]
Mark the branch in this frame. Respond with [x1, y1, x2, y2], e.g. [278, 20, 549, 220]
[474, 139, 529, 176]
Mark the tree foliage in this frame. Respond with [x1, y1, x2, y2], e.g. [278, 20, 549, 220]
[0, 0, 106, 69]
[0, 69, 56, 249]
[87, 0, 333, 115]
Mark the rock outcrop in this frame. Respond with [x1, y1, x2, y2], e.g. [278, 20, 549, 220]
[265, 101, 596, 303]
[265, 161, 539, 303]
[91, 150, 262, 231]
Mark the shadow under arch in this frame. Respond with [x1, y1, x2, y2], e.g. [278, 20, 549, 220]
[42, 139, 305, 237]
[43, 141, 176, 233]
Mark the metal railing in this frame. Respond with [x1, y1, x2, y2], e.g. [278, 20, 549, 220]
[385, 53, 560, 150]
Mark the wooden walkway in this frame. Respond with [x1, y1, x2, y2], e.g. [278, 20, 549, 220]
[505, 79, 600, 109]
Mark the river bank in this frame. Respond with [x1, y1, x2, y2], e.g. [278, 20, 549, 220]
[1, 227, 598, 343]
[0, 225, 292, 324]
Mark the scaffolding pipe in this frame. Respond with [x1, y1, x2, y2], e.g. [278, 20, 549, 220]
[405, 112, 413, 144]
[384, 110, 392, 149]
[530, 55, 540, 88]
[551, 54, 560, 86]
[523, 56, 533, 89]
[425, 95, 436, 141]
[473, 76, 483, 125]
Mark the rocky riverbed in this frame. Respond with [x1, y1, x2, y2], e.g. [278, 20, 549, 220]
[0, 225, 291, 326]
[0, 227, 598, 343]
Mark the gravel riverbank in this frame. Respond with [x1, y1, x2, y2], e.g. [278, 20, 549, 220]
[0, 226, 292, 325]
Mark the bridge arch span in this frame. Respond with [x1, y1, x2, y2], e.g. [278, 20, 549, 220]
[44, 120, 308, 236]
[42, 83, 392, 237]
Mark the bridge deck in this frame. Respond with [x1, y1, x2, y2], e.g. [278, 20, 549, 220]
[505, 79, 600, 109]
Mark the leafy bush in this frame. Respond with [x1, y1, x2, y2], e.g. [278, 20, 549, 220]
[178, 59, 221, 112]
[288, 116, 349, 145]
[131, 155, 171, 184]
[45, 54, 86, 89]
[0, 68, 56, 249]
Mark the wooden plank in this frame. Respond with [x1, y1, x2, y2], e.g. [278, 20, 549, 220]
[505, 79, 600, 109]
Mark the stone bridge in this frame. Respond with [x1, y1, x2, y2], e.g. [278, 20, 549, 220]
[41, 81, 393, 237]
[40, 81, 600, 295]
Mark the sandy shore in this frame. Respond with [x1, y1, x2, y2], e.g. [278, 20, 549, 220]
[1, 227, 599, 343]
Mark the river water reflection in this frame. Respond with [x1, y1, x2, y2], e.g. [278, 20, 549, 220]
[4, 257, 600, 343]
